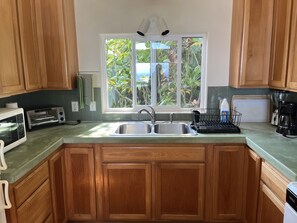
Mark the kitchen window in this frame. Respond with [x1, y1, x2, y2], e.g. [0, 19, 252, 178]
[101, 34, 207, 113]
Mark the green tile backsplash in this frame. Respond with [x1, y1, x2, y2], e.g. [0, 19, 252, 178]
[1, 87, 297, 122]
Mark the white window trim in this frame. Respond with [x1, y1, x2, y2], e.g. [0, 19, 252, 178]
[100, 33, 208, 113]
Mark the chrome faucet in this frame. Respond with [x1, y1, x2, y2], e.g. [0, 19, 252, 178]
[138, 106, 156, 124]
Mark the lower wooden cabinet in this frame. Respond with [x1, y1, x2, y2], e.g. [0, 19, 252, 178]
[6, 161, 53, 223]
[103, 163, 151, 220]
[206, 145, 245, 221]
[243, 148, 261, 223]
[7, 143, 291, 223]
[65, 146, 96, 221]
[156, 163, 205, 221]
[257, 183, 284, 223]
[17, 179, 52, 223]
[49, 149, 67, 223]
[257, 161, 290, 223]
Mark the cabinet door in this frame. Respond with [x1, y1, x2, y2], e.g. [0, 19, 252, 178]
[0, 0, 25, 95]
[208, 145, 245, 220]
[269, 0, 292, 89]
[156, 163, 205, 221]
[65, 147, 96, 220]
[229, 0, 273, 88]
[36, 0, 78, 89]
[17, 0, 43, 91]
[243, 149, 261, 223]
[287, 0, 297, 90]
[103, 163, 151, 220]
[49, 150, 67, 223]
[17, 179, 52, 223]
[257, 183, 284, 223]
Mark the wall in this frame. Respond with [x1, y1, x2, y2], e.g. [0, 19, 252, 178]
[74, 0, 233, 87]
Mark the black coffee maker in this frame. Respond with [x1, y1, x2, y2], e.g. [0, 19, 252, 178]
[276, 101, 297, 136]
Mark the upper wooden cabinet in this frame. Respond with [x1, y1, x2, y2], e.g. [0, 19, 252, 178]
[36, 0, 78, 89]
[269, 0, 292, 89]
[0, 0, 78, 97]
[229, 0, 273, 88]
[0, 0, 25, 95]
[268, 0, 297, 92]
[287, 0, 297, 91]
[17, 0, 44, 91]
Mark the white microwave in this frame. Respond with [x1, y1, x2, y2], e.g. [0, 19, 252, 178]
[0, 108, 27, 153]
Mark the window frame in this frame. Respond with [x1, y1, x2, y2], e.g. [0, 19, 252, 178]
[100, 33, 208, 113]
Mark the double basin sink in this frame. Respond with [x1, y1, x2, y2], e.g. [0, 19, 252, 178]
[113, 122, 196, 135]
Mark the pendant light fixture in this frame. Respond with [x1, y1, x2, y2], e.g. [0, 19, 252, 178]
[137, 15, 170, 36]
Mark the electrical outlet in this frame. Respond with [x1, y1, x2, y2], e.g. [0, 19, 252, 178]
[71, 101, 79, 112]
[90, 101, 96, 111]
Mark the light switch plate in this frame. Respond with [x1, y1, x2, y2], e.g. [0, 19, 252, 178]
[90, 101, 96, 111]
[71, 101, 79, 112]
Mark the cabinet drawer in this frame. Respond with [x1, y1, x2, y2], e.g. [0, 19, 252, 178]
[261, 161, 289, 203]
[102, 146, 205, 162]
[14, 161, 49, 207]
[17, 179, 52, 223]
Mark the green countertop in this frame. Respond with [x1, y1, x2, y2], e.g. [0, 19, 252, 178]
[1, 122, 297, 183]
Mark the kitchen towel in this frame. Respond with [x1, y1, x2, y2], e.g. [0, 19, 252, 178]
[77, 74, 93, 109]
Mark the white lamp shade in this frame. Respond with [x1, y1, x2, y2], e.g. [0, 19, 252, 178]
[137, 18, 150, 36]
[158, 17, 169, 36]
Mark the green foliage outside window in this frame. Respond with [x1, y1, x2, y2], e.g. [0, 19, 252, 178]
[105, 37, 203, 109]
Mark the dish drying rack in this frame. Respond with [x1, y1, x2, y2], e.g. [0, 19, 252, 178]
[191, 109, 242, 133]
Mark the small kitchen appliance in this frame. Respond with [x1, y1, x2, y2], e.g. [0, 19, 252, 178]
[276, 101, 297, 136]
[0, 108, 27, 153]
[26, 106, 66, 131]
[284, 182, 297, 223]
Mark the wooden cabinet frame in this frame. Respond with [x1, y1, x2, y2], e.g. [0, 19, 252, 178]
[103, 163, 152, 220]
[155, 163, 205, 221]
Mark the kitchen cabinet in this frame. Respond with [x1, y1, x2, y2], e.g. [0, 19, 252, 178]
[0, 0, 25, 95]
[17, 0, 44, 91]
[269, 0, 297, 92]
[103, 163, 152, 220]
[287, 0, 297, 91]
[65, 145, 96, 221]
[49, 149, 67, 223]
[101, 144, 205, 221]
[243, 148, 261, 223]
[229, 0, 273, 88]
[269, 0, 292, 89]
[206, 145, 245, 221]
[155, 163, 205, 221]
[6, 161, 53, 223]
[257, 183, 284, 223]
[36, 0, 78, 89]
[257, 161, 290, 223]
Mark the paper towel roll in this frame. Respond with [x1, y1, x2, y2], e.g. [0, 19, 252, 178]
[6, 102, 18, 108]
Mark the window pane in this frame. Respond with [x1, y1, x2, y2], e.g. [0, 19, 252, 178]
[136, 41, 151, 105]
[106, 38, 132, 108]
[181, 37, 203, 108]
[154, 41, 177, 106]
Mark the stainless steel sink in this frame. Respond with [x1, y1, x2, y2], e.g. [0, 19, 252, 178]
[154, 123, 192, 134]
[114, 123, 152, 134]
[113, 122, 196, 135]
